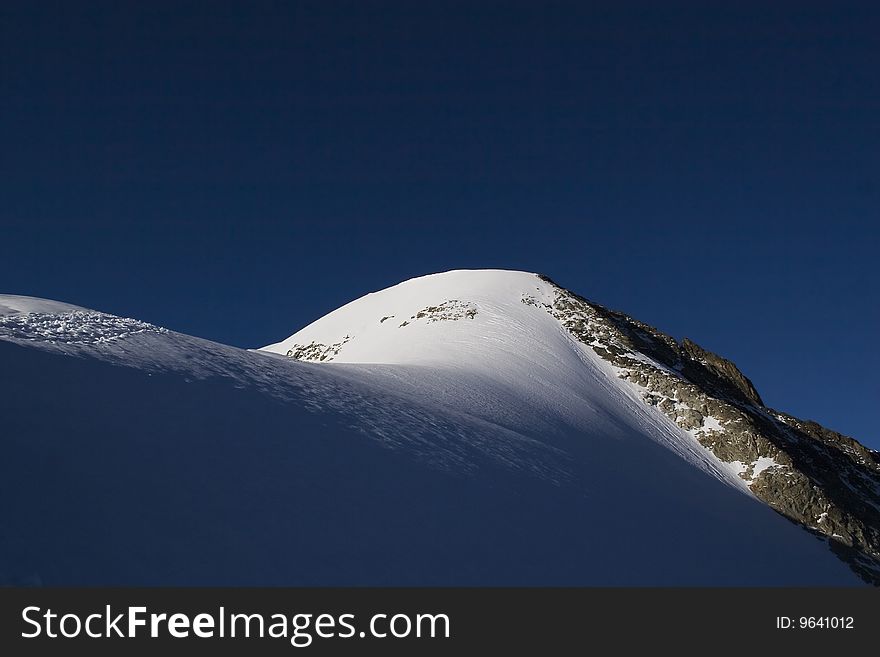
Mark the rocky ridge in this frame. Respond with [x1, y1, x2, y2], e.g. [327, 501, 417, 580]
[538, 275, 880, 584]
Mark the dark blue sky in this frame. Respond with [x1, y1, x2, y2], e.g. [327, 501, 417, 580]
[2, 1, 877, 446]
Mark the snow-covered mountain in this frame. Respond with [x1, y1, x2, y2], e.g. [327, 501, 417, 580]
[1, 270, 877, 585]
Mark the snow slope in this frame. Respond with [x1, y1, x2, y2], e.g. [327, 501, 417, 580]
[262, 270, 747, 490]
[0, 277, 863, 585]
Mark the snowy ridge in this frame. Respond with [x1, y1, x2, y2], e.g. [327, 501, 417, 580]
[0, 303, 569, 483]
[0, 294, 86, 317]
[262, 270, 748, 491]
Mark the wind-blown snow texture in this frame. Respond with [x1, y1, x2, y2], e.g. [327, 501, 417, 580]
[0, 272, 867, 585]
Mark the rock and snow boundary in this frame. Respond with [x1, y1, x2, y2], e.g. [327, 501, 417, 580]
[1, 271, 876, 585]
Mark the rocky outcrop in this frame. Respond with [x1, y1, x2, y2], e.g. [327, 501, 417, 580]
[399, 300, 477, 327]
[286, 336, 352, 362]
[538, 274, 880, 585]
[680, 338, 764, 407]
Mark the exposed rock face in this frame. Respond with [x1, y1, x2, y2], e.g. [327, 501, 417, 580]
[286, 336, 352, 362]
[538, 274, 880, 585]
[399, 299, 477, 327]
[679, 337, 764, 407]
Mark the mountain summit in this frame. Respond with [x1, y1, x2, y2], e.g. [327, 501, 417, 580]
[263, 269, 880, 584]
[1, 270, 877, 585]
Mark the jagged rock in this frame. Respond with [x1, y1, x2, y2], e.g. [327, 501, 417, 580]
[406, 299, 477, 323]
[540, 275, 880, 585]
[680, 337, 764, 406]
[285, 336, 352, 362]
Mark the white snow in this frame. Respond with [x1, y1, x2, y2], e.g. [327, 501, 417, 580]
[701, 415, 725, 432]
[726, 460, 749, 477]
[751, 456, 780, 479]
[714, 456, 781, 485]
[263, 270, 558, 367]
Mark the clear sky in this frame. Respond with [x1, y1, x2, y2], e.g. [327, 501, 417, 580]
[2, 2, 877, 447]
